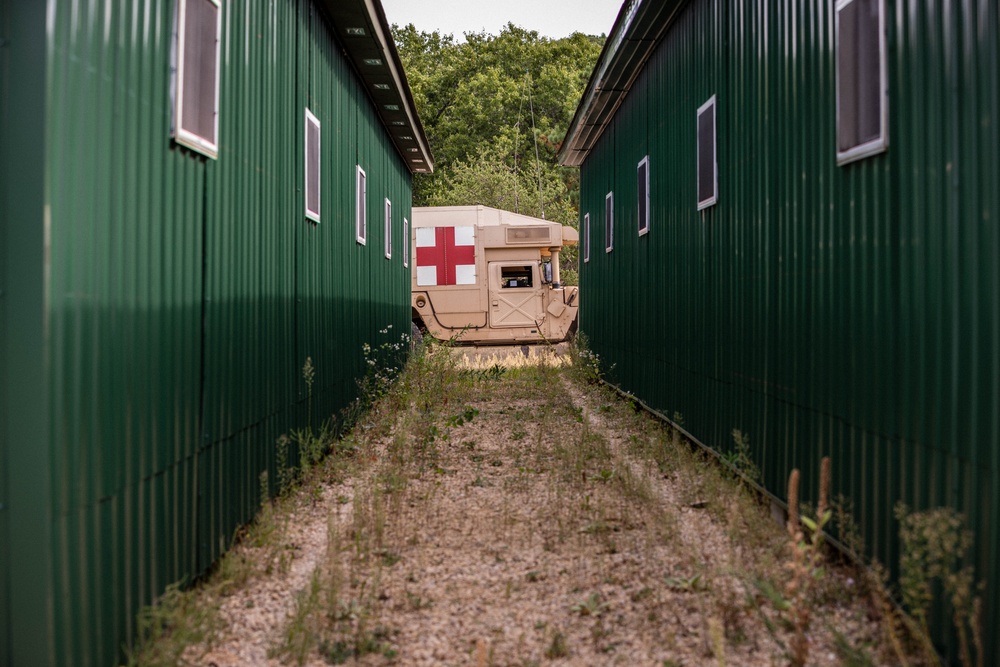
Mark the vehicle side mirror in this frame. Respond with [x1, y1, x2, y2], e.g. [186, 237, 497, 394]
[542, 261, 553, 284]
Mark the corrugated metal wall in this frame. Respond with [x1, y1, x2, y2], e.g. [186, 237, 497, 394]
[578, 0, 998, 663]
[3, 3, 53, 665]
[0, 3, 12, 663]
[1, 0, 414, 665]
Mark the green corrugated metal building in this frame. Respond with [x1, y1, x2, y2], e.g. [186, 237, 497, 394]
[560, 0, 998, 663]
[0, 1, 431, 664]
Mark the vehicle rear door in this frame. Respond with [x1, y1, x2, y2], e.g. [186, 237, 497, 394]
[487, 262, 544, 328]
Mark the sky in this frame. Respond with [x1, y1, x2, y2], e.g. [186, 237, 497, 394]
[380, 0, 623, 40]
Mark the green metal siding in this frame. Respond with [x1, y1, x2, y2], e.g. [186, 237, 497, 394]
[0, 3, 9, 661]
[3, 2, 55, 663]
[1, 0, 416, 665]
[577, 0, 999, 663]
[43, 2, 206, 661]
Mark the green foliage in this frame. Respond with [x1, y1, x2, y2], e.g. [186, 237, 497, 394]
[665, 573, 707, 593]
[750, 463, 834, 667]
[122, 580, 218, 667]
[275, 434, 296, 496]
[461, 362, 507, 382]
[832, 493, 865, 559]
[392, 23, 604, 285]
[569, 332, 610, 384]
[831, 628, 878, 667]
[273, 570, 324, 665]
[284, 356, 337, 479]
[338, 327, 411, 437]
[722, 428, 761, 487]
[894, 502, 984, 667]
[545, 630, 569, 659]
[570, 592, 607, 617]
[320, 630, 396, 665]
[445, 406, 480, 427]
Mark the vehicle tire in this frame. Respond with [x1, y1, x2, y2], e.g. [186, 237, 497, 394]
[566, 318, 578, 341]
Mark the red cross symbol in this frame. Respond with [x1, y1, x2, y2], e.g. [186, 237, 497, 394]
[416, 227, 476, 285]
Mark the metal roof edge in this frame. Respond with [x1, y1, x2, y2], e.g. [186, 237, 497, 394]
[365, 0, 435, 173]
[318, 0, 434, 174]
[557, 0, 686, 167]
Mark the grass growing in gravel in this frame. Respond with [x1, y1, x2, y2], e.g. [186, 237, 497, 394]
[264, 340, 898, 665]
[126, 337, 934, 666]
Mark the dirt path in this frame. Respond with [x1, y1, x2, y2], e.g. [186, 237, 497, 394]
[176, 349, 889, 666]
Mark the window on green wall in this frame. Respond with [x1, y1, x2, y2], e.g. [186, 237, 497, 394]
[836, 0, 888, 164]
[583, 213, 591, 263]
[637, 156, 650, 236]
[697, 96, 717, 210]
[356, 166, 367, 245]
[384, 199, 392, 259]
[605, 192, 614, 253]
[403, 218, 410, 268]
[172, 0, 221, 158]
[305, 109, 321, 222]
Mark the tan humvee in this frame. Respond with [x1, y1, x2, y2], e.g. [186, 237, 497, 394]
[411, 205, 579, 344]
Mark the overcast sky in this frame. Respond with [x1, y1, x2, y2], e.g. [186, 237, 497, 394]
[380, 0, 622, 40]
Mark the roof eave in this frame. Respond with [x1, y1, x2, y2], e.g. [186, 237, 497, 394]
[318, 0, 434, 174]
[558, 0, 686, 168]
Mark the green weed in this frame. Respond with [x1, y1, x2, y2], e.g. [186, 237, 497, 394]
[545, 630, 569, 658]
[895, 502, 985, 667]
[123, 581, 219, 667]
[570, 592, 607, 617]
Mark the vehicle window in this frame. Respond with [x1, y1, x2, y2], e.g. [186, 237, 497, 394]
[501, 265, 534, 288]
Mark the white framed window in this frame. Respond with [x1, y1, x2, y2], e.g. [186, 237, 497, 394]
[697, 95, 718, 210]
[583, 213, 591, 263]
[172, 0, 221, 158]
[304, 108, 321, 222]
[637, 155, 650, 236]
[403, 218, 410, 268]
[356, 165, 367, 245]
[384, 198, 392, 259]
[605, 192, 614, 253]
[836, 0, 888, 164]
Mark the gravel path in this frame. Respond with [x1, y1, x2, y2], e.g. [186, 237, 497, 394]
[180, 351, 887, 666]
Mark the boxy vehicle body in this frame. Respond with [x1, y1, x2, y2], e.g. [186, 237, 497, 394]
[411, 206, 579, 344]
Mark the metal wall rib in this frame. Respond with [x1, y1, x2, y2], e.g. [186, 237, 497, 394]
[578, 0, 998, 663]
[0, 3, 11, 661]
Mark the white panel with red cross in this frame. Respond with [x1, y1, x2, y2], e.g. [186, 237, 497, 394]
[415, 226, 476, 286]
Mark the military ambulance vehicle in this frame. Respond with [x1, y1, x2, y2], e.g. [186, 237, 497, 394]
[411, 205, 580, 344]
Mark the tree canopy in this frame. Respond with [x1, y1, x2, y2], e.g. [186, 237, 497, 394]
[393, 23, 604, 236]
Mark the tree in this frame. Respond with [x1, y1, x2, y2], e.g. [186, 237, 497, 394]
[393, 23, 603, 284]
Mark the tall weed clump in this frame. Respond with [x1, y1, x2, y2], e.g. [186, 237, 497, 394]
[338, 326, 412, 439]
[779, 458, 832, 667]
[894, 503, 985, 667]
[568, 332, 612, 385]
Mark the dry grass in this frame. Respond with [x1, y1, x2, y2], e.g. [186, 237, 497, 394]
[450, 343, 572, 371]
[131, 339, 915, 667]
